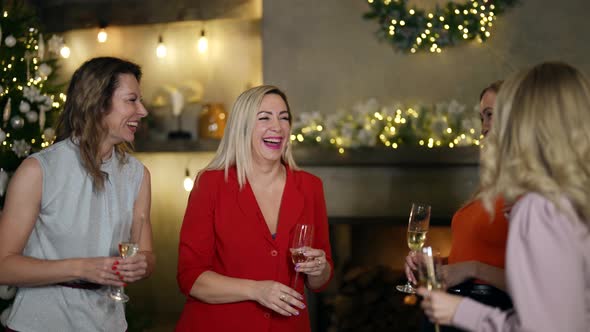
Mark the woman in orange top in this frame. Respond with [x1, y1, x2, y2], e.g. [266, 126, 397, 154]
[405, 81, 512, 331]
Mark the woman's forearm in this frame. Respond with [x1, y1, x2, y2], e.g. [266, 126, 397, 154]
[0, 254, 81, 286]
[474, 262, 506, 291]
[190, 271, 257, 304]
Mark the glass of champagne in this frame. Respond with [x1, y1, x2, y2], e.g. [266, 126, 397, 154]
[290, 224, 314, 288]
[417, 246, 445, 332]
[109, 216, 144, 302]
[396, 202, 431, 294]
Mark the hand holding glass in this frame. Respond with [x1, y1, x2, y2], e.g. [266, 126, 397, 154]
[109, 216, 144, 302]
[396, 202, 431, 294]
[290, 224, 314, 288]
[417, 246, 445, 332]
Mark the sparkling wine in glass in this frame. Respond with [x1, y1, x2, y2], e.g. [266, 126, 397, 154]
[417, 246, 445, 332]
[396, 202, 431, 294]
[290, 224, 314, 288]
[109, 216, 144, 302]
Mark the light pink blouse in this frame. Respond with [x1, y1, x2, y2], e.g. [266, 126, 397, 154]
[452, 193, 590, 332]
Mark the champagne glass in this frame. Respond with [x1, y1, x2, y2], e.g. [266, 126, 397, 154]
[396, 202, 431, 294]
[109, 216, 144, 302]
[290, 224, 314, 288]
[417, 246, 445, 332]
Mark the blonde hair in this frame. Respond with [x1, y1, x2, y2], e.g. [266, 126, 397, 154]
[198, 85, 299, 188]
[479, 62, 590, 227]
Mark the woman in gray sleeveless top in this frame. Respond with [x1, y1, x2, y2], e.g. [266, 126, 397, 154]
[0, 57, 155, 332]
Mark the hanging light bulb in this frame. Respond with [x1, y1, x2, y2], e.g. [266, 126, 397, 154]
[60, 43, 70, 59]
[97, 28, 108, 43]
[156, 35, 167, 58]
[198, 29, 208, 54]
[183, 168, 194, 192]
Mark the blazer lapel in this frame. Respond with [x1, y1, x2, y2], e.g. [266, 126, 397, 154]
[276, 168, 305, 242]
[234, 168, 277, 246]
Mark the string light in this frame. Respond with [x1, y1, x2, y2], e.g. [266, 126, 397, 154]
[156, 35, 167, 58]
[197, 29, 208, 54]
[97, 28, 108, 43]
[183, 168, 194, 192]
[60, 43, 71, 58]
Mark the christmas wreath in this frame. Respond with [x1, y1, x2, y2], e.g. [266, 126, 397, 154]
[363, 0, 518, 54]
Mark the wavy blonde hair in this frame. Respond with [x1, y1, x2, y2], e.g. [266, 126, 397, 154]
[478, 62, 590, 227]
[199, 85, 299, 189]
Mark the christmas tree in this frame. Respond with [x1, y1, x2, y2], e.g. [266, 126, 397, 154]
[0, 0, 65, 207]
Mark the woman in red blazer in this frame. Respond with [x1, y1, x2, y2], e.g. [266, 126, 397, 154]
[176, 85, 333, 332]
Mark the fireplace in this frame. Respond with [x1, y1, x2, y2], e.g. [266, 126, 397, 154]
[294, 147, 480, 332]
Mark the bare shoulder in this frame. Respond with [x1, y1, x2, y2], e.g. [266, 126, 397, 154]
[11, 157, 43, 187]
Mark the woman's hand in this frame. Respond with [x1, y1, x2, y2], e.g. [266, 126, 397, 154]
[251, 280, 305, 316]
[77, 257, 125, 286]
[295, 248, 328, 276]
[115, 252, 150, 283]
[404, 251, 420, 284]
[417, 287, 463, 326]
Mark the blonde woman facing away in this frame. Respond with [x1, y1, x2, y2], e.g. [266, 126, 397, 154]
[419, 62, 590, 332]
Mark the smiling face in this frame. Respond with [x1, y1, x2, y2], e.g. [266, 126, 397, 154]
[479, 89, 497, 137]
[251, 93, 291, 167]
[102, 73, 148, 147]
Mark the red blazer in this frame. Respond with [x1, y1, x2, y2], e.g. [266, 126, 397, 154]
[176, 166, 333, 332]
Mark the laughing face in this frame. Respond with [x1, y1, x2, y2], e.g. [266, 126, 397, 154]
[251, 93, 291, 166]
[102, 73, 148, 147]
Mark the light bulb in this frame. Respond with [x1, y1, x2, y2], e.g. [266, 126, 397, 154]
[60, 45, 70, 58]
[156, 35, 167, 58]
[97, 28, 108, 43]
[183, 168, 194, 192]
[198, 30, 208, 54]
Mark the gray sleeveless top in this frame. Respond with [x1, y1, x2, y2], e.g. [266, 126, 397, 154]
[7, 139, 144, 332]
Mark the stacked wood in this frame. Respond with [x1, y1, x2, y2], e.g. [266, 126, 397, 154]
[323, 265, 422, 332]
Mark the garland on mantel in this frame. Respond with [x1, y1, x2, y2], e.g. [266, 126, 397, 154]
[291, 98, 482, 154]
[363, 0, 518, 54]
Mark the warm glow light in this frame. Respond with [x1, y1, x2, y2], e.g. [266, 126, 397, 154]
[60, 45, 70, 58]
[97, 28, 108, 43]
[183, 177, 194, 192]
[156, 35, 167, 58]
[198, 30, 208, 54]
[183, 169, 194, 192]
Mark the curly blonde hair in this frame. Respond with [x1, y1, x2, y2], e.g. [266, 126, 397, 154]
[479, 62, 590, 227]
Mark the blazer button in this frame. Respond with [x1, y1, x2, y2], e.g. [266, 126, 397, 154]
[270, 250, 278, 256]
[264, 313, 271, 319]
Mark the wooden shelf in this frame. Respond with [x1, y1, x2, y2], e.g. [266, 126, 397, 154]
[134, 140, 480, 167]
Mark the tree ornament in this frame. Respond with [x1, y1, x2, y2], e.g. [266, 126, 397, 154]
[4, 35, 16, 47]
[0, 285, 16, 300]
[25, 111, 39, 123]
[47, 34, 64, 54]
[10, 115, 25, 129]
[19, 100, 30, 113]
[37, 63, 53, 79]
[38, 105, 49, 130]
[0, 128, 5, 143]
[38, 33, 46, 60]
[0, 305, 12, 329]
[43, 127, 56, 142]
[12, 139, 31, 158]
[3, 98, 11, 123]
